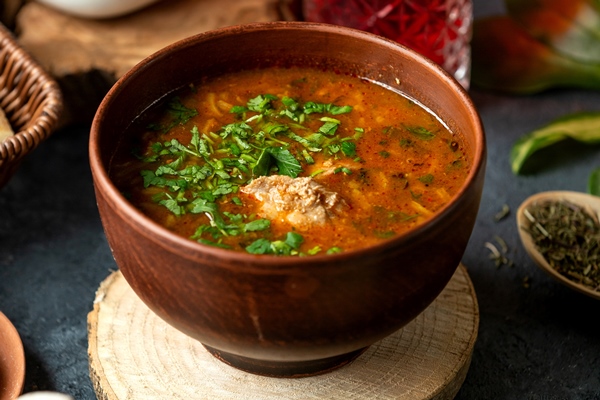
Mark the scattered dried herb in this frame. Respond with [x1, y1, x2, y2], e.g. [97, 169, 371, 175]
[485, 235, 514, 268]
[495, 204, 511, 222]
[523, 200, 600, 291]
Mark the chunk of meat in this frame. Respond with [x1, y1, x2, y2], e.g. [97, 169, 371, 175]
[241, 175, 345, 230]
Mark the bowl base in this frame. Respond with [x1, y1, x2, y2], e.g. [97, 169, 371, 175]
[202, 344, 368, 378]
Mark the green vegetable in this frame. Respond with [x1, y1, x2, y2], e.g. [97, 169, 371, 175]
[252, 147, 302, 178]
[511, 112, 600, 174]
[245, 232, 304, 255]
[505, 0, 600, 63]
[471, 16, 600, 94]
[589, 167, 600, 195]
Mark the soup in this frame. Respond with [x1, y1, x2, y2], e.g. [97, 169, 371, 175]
[110, 66, 470, 255]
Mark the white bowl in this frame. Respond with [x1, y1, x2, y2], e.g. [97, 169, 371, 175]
[36, 0, 161, 18]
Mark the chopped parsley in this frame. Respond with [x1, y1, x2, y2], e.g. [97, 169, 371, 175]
[139, 92, 360, 256]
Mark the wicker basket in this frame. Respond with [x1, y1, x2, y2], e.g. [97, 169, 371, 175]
[0, 22, 62, 188]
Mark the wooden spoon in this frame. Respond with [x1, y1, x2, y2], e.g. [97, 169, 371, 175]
[517, 191, 600, 301]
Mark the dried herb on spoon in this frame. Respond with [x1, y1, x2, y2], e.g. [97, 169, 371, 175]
[523, 199, 600, 291]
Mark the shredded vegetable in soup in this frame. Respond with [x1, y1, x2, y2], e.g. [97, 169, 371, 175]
[110, 66, 470, 256]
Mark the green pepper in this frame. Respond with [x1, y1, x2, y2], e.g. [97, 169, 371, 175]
[471, 16, 600, 94]
[511, 112, 600, 174]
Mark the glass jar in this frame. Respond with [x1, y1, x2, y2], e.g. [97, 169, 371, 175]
[302, 0, 473, 89]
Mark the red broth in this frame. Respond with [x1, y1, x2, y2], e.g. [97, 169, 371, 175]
[110, 66, 470, 255]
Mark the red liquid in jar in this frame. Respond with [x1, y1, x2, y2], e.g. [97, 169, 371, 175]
[303, 0, 470, 73]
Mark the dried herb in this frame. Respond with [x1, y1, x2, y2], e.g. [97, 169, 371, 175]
[523, 200, 600, 291]
[494, 204, 511, 222]
[485, 235, 514, 268]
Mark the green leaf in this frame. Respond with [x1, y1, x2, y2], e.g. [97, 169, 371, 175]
[159, 195, 185, 216]
[326, 247, 343, 254]
[247, 94, 278, 113]
[252, 148, 273, 177]
[189, 198, 219, 215]
[341, 141, 357, 157]
[230, 105, 247, 115]
[318, 120, 340, 136]
[334, 166, 352, 175]
[253, 146, 302, 178]
[267, 147, 302, 178]
[404, 125, 436, 140]
[588, 167, 600, 196]
[244, 219, 271, 232]
[284, 232, 303, 249]
[197, 239, 232, 249]
[167, 97, 198, 126]
[246, 238, 272, 254]
[303, 102, 352, 115]
[419, 174, 434, 184]
[511, 112, 600, 174]
[286, 131, 321, 151]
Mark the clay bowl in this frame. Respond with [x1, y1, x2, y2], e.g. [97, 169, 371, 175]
[0, 311, 25, 400]
[89, 22, 486, 377]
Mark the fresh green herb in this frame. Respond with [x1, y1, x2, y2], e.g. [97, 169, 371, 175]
[151, 97, 198, 133]
[247, 94, 278, 113]
[140, 91, 357, 256]
[418, 174, 434, 184]
[244, 219, 271, 232]
[404, 125, 436, 140]
[333, 166, 352, 175]
[511, 112, 600, 174]
[303, 102, 352, 115]
[399, 138, 414, 148]
[253, 146, 302, 178]
[326, 247, 343, 255]
[245, 232, 304, 255]
[374, 230, 396, 239]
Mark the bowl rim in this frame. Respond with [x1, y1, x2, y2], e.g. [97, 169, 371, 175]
[89, 21, 486, 267]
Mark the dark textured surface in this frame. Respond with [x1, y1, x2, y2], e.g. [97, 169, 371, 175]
[1, 1, 600, 399]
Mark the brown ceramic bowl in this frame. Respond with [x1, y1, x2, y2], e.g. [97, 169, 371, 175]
[89, 22, 486, 377]
[0, 311, 25, 400]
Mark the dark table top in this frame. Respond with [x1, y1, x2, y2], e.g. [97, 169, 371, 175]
[2, 1, 600, 399]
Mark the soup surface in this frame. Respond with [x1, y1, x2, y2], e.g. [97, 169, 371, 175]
[110, 66, 470, 255]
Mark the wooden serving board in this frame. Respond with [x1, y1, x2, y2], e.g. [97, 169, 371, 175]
[87, 265, 479, 400]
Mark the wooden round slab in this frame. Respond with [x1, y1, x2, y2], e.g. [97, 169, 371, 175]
[88, 265, 478, 400]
